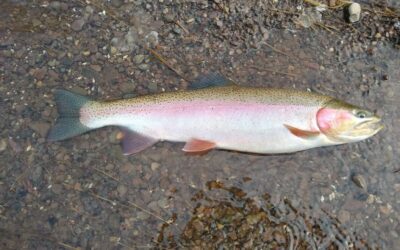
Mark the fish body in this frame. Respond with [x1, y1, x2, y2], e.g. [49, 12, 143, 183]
[48, 75, 382, 155]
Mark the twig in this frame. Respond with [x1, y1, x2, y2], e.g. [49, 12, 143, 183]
[314, 22, 336, 33]
[304, 0, 351, 9]
[263, 68, 297, 77]
[127, 200, 172, 225]
[117, 241, 135, 249]
[90, 192, 117, 206]
[145, 47, 190, 82]
[58, 242, 81, 250]
[262, 42, 291, 57]
[174, 21, 189, 34]
[303, 0, 325, 7]
[329, 2, 349, 9]
[90, 192, 172, 225]
[94, 167, 119, 182]
[213, 0, 229, 14]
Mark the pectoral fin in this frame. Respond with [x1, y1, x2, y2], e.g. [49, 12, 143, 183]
[182, 139, 216, 153]
[121, 129, 158, 155]
[284, 124, 320, 139]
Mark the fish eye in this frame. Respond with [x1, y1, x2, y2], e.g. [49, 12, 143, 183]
[355, 110, 369, 119]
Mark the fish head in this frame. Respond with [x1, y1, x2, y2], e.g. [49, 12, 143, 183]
[316, 99, 383, 143]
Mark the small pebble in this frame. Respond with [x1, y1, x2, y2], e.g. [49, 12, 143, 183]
[29, 121, 51, 138]
[90, 64, 102, 72]
[172, 27, 182, 35]
[379, 203, 393, 215]
[145, 31, 159, 47]
[49, 1, 61, 10]
[0, 139, 7, 152]
[346, 3, 361, 23]
[328, 0, 337, 7]
[109, 130, 122, 144]
[133, 54, 145, 64]
[148, 81, 158, 92]
[163, 14, 175, 23]
[151, 162, 160, 171]
[138, 64, 149, 71]
[352, 174, 367, 190]
[117, 184, 128, 197]
[71, 18, 86, 31]
[338, 210, 350, 223]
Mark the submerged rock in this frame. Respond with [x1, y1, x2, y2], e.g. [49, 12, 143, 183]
[71, 18, 86, 31]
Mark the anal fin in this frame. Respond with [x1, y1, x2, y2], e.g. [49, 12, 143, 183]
[121, 129, 158, 155]
[182, 139, 216, 153]
[284, 124, 320, 139]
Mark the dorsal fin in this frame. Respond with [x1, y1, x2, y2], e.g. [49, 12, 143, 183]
[189, 72, 236, 90]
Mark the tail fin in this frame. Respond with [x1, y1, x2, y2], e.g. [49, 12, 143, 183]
[47, 89, 93, 141]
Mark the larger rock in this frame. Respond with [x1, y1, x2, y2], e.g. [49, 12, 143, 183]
[71, 18, 86, 31]
[29, 121, 51, 138]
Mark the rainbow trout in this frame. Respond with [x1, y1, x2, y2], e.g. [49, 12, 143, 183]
[47, 74, 383, 155]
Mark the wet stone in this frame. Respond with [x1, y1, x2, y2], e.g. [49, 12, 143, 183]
[103, 65, 119, 84]
[172, 27, 182, 35]
[30, 67, 47, 80]
[111, 0, 124, 7]
[108, 214, 121, 229]
[136, 211, 150, 220]
[338, 210, 351, 223]
[71, 18, 86, 32]
[146, 31, 159, 48]
[192, 219, 205, 234]
[342, 198, 365, 211]
[81, 196, 102, 216]
[157, 198, 168, 208]
[51, 184, 63, 195]
[163, 14, 175, 23]
[29, 121, 51, 138]
[0, 139, 7, 152]
[108, 130, 122, 144]
[273, 231, 286, 245]
[133, 54, 145, 64]
[90, 64, 102, 72]
[148, 81, 158, 92]
[246, 212, 264, 225]
[8, 139, 22, 153]
[346, 3, 361, 23]
[237, 223, 250, 238]
[47, 59, 58, 67]
[380, 203, 393, 215]
[31, 166, 43, 184]
[352, 174, 367, 190]
[138, 63, 149, 71]
[49, 1, 61, 10]
[151, 162, 160, 171]
[117, 184, 128, 198]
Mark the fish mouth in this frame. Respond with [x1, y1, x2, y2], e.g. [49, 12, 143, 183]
[354, 117, 384, 134]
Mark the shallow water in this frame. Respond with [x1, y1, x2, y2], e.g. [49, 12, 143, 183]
[0, 0, 399, 249]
